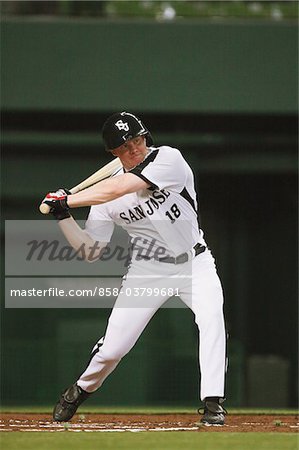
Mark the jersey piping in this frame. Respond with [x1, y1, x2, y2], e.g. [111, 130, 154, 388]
[179, 187, 201, 230]
[130, 149, 159, 189]
[179, 187, 197, 213]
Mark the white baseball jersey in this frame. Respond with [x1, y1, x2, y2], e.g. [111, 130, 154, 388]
[85, 146, 206, 258]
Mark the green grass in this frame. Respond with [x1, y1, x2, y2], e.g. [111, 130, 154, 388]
[1, 408, 298, 450]
[0, 432, 298, 450]
[0, 405, 297, 415]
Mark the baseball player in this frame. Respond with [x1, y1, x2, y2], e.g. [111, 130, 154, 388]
[42, 112, 227, 425]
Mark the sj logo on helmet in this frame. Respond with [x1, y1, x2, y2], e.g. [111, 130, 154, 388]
[115, 120, 129, 131]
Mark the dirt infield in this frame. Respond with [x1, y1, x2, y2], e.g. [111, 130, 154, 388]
[0, 413, 298, 433]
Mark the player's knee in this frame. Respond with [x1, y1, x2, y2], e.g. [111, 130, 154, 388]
[99, 346, 127, 363]
[194, 308, 224, 328]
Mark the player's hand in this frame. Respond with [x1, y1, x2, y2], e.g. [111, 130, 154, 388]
[42, 188, 71, 221]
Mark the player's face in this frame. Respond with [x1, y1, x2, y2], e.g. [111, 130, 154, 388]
[111, 136, 148, 170]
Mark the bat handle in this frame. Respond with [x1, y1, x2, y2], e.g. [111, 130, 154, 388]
[39, 203, 51, 214]
[39, 186, 75, 215]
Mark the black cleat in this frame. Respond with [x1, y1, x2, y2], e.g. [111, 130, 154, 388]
[53, 383, 91, 422]
[199, 400, 227, 426]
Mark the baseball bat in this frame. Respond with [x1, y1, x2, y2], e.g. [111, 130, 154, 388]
[39, 157, 122, 214]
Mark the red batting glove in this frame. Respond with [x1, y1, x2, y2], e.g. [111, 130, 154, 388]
[43, 188, 71, 221]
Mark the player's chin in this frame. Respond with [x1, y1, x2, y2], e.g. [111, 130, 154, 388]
[130, 154, 144, 165]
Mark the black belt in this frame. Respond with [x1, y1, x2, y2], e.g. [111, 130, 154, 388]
[158, 243, 206, 265]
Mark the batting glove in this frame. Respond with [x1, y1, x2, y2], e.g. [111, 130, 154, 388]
[43, 188, 71, 221]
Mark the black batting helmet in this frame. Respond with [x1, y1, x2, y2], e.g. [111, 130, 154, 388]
[102, 111, 153, 151]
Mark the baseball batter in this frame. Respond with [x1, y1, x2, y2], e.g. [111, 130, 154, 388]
[42, 112, 227, 425]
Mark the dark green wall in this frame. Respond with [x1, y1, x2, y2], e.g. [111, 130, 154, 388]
[1, 19, 297, 112]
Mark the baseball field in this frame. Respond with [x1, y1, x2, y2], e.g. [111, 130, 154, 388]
[0, 407, 298, 450]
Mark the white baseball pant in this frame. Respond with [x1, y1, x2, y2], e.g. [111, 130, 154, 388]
[77, 249, 226, 401]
